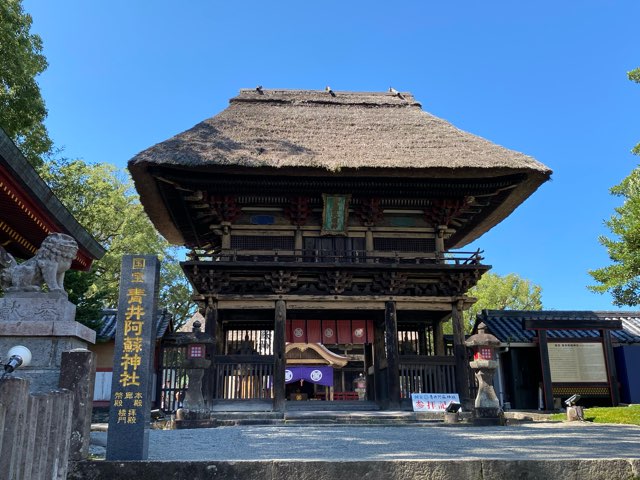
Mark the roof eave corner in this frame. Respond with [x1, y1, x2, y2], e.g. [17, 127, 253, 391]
[450, 169, 552, 248]
[128, 160, 186, 245]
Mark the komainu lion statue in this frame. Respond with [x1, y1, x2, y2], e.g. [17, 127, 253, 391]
[0, 233, 78, 293]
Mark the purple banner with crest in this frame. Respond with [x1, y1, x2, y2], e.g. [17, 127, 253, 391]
[285, 366, 334, 387]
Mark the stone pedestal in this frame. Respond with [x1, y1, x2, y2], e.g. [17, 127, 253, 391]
[0, 292, 95, 393]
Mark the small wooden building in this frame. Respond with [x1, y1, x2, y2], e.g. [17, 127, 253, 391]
[475, 310, 640, 410]
[128, 89, 551, 410]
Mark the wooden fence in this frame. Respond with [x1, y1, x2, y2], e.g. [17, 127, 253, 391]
[214, 355, 274, 400]
[399, 356, 457, 398]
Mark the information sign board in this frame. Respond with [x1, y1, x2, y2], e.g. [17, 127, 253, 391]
[548, 341, 607, 383]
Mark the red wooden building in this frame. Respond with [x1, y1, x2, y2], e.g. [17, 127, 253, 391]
[0, 127, 104, 268]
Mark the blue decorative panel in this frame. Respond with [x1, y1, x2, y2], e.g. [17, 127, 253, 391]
[250, 215, 275, 225]
[391, 217, 416, 227]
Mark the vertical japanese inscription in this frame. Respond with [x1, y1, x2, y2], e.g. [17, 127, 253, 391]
[106, 255, 159, 461]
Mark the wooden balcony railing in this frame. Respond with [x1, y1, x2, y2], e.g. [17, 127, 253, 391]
[188, 249, 484, 266]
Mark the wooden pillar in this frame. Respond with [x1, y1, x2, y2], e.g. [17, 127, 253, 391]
[435, 226, 446, 259]
[274, 300, 287, 412]
[602, 329, 620, 406]
[203, 300, 220, 403]
[373, 313, 387, 407]
[385, 301, 401, 408]
[451, 300, 471, 409]
[294, 228, 303, 261]
[433, 320, 445, 356]
[418, 325, 428, 355]
[221, 224, 231, 250]
[365, 228, 374, 252]
[537, 330, 554, 410]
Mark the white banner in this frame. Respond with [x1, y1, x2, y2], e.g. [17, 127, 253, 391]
[411, 393, 460, 412]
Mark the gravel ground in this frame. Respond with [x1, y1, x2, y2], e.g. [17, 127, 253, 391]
[91, 422, 640, 461]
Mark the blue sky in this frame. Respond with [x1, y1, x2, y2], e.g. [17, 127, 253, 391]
[24, 1, 639, 311]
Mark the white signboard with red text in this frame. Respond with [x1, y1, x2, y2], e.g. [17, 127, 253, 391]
[411, 393, 460, 412]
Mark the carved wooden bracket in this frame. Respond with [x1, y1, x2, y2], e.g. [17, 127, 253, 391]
[423, 197, 473, 228]
[212, 195, 241, 223]
[285, 196, 312, 226]
[191, 267, 230, 294]
[356, 198, 384, 226]
[264, 270, 299, 294]
[318, 270, 353, 294]
[373, 272, 408, 295]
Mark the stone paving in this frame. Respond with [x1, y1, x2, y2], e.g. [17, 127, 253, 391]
[91, 421, 640, 461]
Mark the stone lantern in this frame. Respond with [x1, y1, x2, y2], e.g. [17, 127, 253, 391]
[465, 322, 504, 425]
[174, 320, 213, 428]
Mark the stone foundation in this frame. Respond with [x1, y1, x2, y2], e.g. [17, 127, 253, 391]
[0, 291, 95, 393]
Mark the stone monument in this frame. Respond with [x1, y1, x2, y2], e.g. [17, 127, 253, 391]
[0, 233, 96, 392]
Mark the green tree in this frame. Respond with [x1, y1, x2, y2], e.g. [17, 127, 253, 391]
[589, 68, 640, 305]
[462, 272, 543, 331]
[0, 0, 52, 167]
[42, 158, 195, 327]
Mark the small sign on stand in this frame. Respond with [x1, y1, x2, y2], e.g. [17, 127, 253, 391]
[106, 255, 159, 460]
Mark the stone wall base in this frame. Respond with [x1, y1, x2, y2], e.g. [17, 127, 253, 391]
[68, 459, 640, 480]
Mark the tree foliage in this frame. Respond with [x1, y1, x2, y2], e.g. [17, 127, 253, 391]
[463, 272, 543, 329]
[0, 0, 52, 167]
[41, 158, 196, 327]
[589, 68, 640, 305]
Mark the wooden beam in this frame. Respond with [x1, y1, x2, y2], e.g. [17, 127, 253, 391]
[385, 301, 401, 408]
[273, 300, 287, 412]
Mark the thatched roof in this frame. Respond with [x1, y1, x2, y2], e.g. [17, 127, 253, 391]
[129, 89, 551, 246]
[131, 89, 549, 173]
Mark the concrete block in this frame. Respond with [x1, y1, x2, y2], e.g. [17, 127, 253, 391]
[56, 389, 74, 480]
[59, 349, 96, 461]
[17, 393, 39, 480]
[0, 377, 30, 480]
[31, 392, 53, 480]
[0, 402, 5, 465]
[480, 459, 636, 480]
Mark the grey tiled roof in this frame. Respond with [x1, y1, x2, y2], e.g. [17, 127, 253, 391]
[475, 310, 640, 345]
[96, 309, 173, 341]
